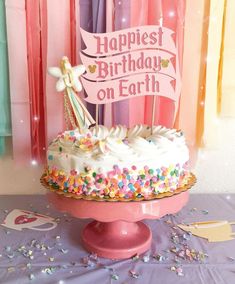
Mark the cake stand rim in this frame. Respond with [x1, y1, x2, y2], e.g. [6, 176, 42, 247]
[47, 190, 189, 222]
[43, 173, 195, 222]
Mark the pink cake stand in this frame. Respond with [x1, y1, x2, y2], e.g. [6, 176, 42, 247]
[48, 191, 189, 259]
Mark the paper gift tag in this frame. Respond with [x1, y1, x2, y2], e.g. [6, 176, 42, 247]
[1, 209, 57, 231]
[178, 220, 235, 242]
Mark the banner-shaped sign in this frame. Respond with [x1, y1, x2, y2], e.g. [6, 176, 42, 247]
[80, 26, 176, 56]
[80, 25, 180, 105]
[81, 73, 176, 104]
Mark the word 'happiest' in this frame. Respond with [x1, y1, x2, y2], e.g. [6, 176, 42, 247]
[94, 27, 163, 55]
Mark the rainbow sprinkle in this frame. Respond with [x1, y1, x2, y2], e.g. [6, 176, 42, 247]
[43, 163, 190, 200]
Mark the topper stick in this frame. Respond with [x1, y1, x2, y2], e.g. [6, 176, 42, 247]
[151, 96, 156, 134]
[96, 104, 99, 127]
[151, 18, 163, 134]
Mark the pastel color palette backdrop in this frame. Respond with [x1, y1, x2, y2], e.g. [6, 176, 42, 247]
[1, 0, 230, 167]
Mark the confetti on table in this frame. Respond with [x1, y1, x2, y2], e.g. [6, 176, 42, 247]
[170, 266, 184, 277]
[29, 273, 35, 280]
[183, 233, 191, 240]
[7, 267, 15, 273]
[132, 254, 140, 261]
[42, 267, 57, 275]
[190, 208, 197, 213]
[5, 246, 12, 252]
[129, 270, 139, 279]
[59, 248, 68, 254]
[153, 254, 166, 262]
[0, 199, 217, 282]
[111, 274, 119, 280]
[82, 256, 95, 267]
[89, 253, 98, 261]
[142, 255, 150, 263]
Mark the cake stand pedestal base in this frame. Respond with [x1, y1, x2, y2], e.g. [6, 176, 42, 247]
[47, 189, 191, 259]
[82, 220, 152, 259]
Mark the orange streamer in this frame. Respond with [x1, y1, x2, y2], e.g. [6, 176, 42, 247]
[217, 0, 227, 115]
[195, 0, 211, 148]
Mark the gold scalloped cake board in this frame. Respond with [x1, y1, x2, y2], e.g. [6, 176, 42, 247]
[41, 173, 196, 202]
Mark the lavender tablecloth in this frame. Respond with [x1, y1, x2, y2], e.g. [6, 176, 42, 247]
[0, 194, 235, 284]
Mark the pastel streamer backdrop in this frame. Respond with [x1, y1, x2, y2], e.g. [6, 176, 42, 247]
[2, 0, 222, 165]
[25, 0, 47, 163]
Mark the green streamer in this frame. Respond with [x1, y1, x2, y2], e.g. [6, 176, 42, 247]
[0, 0, 11, 155]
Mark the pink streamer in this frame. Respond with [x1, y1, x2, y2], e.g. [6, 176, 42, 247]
[45, 0, 72, 144]
[103, 0, 114, 127]
[130, 0, 185, 128]
[155, 0, 185, 128]
[129, 0, 149, 127]
[25, 0, 47, 163]
[5, 0, 31, 164]
[70, 0, 77, 66]
[112, 0, 131, 127]
[75, 0, 86, 105]
[75, 0, 81, 64]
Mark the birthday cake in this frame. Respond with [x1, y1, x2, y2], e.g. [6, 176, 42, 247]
[42, 124, 192, 201]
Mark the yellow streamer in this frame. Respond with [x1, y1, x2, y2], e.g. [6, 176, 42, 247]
[217, 0, 227, 115]
[195, 0, 211, 148]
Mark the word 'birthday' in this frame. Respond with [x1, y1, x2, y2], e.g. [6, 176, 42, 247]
[94, 27, 163, 55]
[95, 52, 162, 79]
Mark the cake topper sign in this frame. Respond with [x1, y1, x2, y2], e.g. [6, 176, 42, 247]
[80, 25, 180, 104]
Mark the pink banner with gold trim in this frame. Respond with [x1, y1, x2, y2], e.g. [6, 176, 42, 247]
[80, 24, 179, 107]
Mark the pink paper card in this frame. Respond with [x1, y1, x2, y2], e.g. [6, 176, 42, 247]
[79, 25, 180, 105]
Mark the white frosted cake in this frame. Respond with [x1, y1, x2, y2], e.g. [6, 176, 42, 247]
[42, 124, 191, 200]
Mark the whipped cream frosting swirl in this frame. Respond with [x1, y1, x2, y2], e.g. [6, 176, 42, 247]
[48, 124, 189, 173]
